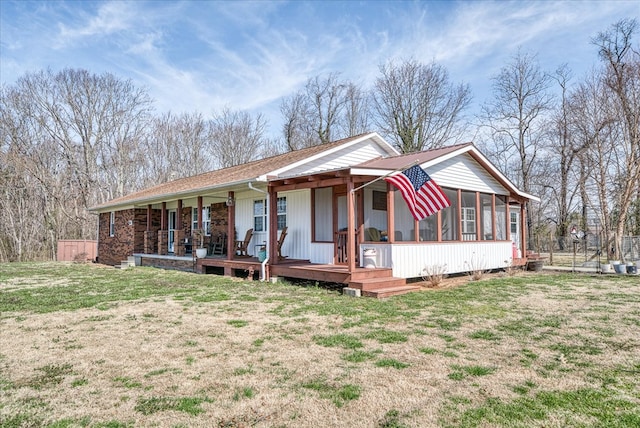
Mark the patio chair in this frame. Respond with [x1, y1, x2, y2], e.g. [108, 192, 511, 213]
[365, 227, 381, 241]
[210, 233, 226, 255]
[235, 228, 253, 257]
[277, 227, 288, 260]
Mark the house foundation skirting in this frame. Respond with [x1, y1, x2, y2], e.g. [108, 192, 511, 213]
[137, 254, 195, 272]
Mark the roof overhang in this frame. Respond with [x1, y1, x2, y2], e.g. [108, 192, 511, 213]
[90, 177, 261, 213]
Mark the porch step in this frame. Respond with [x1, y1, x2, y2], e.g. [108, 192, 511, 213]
[116, 256, 136, 270]
[362, 285, 422, 299]
[348, 276, 406, 291]
[350, 268, 394, 281]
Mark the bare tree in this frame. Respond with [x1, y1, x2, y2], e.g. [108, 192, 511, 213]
[372, 59, 471, 153]
[569, 72, 616, 255]
[481, 50, 553, 248]
[339, 82, 371, 138]
[142, 112, 213, 186]
[280, 73, 366, 151]
[209, 107, 267, 168]
[542, 65, 583, 248]
[280, 92, 316, 151]
[0, 69, 153, 261]
[591, 18, 640, 260]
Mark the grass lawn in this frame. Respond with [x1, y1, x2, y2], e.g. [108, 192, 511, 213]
[0, 262, 639, 428]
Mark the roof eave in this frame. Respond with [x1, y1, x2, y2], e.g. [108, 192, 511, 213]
[89, 177, 259, 213]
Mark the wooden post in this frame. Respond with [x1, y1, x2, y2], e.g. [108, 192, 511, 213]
[457, 189, 462, 241]
[161, 202, 167, 230]
[520, 202, 527, 257]
[269, 186, 278, 265]
[347, 181, 356, 272]
[491, 194, 496, 241]
[387, 183, 395, 243]
[197, 196, 203, 229]
[177, 199, 183, 231]
[475, 192, 481, 241]
[226, 191, 235, 263]
[146, 204, 152, 231]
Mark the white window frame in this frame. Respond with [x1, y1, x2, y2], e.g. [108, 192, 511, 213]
[462, 207, 476, 234]
[109, 212, 115, 237]
[192, 207, 211, 235]
[254, 197, 287, 232]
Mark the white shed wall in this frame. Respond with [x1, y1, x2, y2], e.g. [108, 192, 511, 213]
[429, 153, 508, 195]
[359, 241, 512, 278]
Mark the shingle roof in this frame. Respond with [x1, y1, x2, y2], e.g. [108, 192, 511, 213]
[91, 133, 376, 210]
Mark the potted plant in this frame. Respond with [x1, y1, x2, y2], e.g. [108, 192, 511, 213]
[193, 229, 207, 258]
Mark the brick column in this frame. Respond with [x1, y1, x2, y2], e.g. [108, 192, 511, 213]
[158, 230, 169, 255]
[144, 230, 157, 254]
[174, 229, 185, 256]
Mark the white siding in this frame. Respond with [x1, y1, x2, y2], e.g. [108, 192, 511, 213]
[359, 242, 512, 278]
[429, 154, 508, 195]
[281, 189, 311, 260]
[234, 189, 311, 260]
[283, 140, 390, 177]
[309, 243, 334, 264]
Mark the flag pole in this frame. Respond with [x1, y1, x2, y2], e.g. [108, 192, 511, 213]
[351, 159, 421, 193]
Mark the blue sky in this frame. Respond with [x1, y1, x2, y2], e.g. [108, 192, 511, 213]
[1, 0, 638, 140]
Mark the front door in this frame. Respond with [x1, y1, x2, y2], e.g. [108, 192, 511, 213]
[510, 208, 520, 257]
[168, 210, 177, 253]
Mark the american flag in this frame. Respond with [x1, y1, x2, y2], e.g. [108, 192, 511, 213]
[384, 165, 451, 221]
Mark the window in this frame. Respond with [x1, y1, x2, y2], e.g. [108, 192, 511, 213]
[254, 198, 287, 232]
[192, 207, 211, 235]
[462, 207, 476, 233]
[254, 200, 266, 232]
[276, 197, 287, 230]
[109, 212, 115, 237]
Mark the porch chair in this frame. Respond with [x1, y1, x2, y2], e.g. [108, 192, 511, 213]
[277, 227, 288, 260]
[210, 233, 226, 255]
[235, 228, 253, 257]
[365, 227, 381, 241]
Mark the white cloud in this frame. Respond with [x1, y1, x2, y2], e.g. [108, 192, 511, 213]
[55, 1, 137, 48]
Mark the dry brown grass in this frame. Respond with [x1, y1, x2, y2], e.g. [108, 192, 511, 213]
[1, 265, 639, 427]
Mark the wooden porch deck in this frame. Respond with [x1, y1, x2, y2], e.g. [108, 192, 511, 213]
[196, 256, 419, 298]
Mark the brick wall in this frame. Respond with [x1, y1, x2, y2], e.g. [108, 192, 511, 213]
[98, 210, 135, 266]
[210, 202, 228, 238]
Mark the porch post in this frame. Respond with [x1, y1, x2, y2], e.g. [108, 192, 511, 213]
[158, 202, 168, 255]
[197, 196, 203, 229]
[175, 199, 185, 256]
[347, 181, 356, 272]
[144, 204, 154, 254]
[491, 195, 496, 241]
[520, 202, 527, 257]
[356, 188, 364, 243]
[226, 191, 235, 263]
[475, 192, 481, 241]
[506, 198, 511, 242]
[387, 182, 395, 243]
[456, 189, 462, 241]
[161, 202, 167, 230]
[268, 186, 278, 265]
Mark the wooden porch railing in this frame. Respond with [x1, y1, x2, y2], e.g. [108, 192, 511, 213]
[335, 231, 359, 265]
